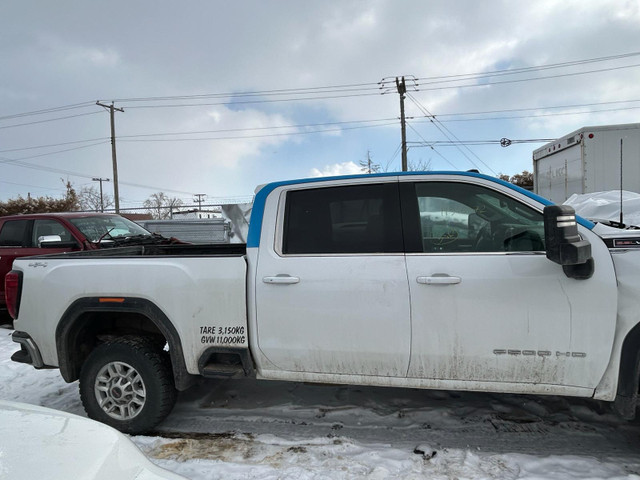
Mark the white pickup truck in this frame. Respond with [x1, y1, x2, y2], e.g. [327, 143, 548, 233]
[7, 172, 640, 434]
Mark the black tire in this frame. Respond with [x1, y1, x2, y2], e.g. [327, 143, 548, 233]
[79, 336, 177, 434]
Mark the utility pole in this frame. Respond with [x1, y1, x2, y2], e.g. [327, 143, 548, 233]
[194, 193, 206, 213]
[396, 76, 408, 172]
[92, 177, 110, 212]
[359, 150, 380, 174]
[96, 101, 124, 213]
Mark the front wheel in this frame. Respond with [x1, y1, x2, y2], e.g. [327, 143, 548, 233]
[79, 336, 177, 434]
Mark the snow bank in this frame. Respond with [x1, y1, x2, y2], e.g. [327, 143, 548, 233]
[564, 190, 640, 227]
[1, 329, 639, 480]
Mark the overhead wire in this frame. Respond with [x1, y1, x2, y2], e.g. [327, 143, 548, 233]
[423, 104, 640, 123]
[2, 50, 640, 200]
[413, 63, 640, 92]
[0, 141, 111, 165]
[112, 81, 382, 103]
[407, 138, 555, 147]
[0, 138, 108, 154]
[407, 93, 497, 174]
[0, 101, 96, 121]
[4, 51, 639, 121]
[117, 117, 399, 139]
[0, 111, 103, 130]
[413, 51, 640, 84]
[120, 91, 381, 109]
[1, 153, 199, 197]
[119, 120, 399, 143]
[406, 123, 460, 170]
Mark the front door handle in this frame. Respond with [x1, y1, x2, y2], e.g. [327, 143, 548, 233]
[263, 275, 300, 285]
[416, 275, 461, 285]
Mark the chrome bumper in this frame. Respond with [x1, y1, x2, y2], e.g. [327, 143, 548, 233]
[11, 331, 45, 369]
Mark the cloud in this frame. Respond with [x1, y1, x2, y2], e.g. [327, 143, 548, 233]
[3, 0, 640, 204]
[310, 161, 362, 177]
[65, 46, 120, 67]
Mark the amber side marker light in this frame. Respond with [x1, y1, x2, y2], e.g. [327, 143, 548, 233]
[99, 298, 125, 303]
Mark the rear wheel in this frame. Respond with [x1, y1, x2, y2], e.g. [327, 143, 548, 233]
[79, 336, 177, 434]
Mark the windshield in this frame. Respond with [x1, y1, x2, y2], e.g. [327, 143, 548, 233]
[69, 216, 151, 242]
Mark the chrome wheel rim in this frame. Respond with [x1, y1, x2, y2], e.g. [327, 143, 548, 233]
[94, 361, 146, 420]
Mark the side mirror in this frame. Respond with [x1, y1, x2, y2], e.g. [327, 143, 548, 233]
[38, 235, 62, 247]
[38, 235, 79, 249]
[543, 205, 593, 279]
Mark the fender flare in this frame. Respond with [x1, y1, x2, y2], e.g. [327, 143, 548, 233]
[614, 322, 640, 418]
[55, 297, 196, 391]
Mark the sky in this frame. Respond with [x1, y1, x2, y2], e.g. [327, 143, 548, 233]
[1, 0, 640, 210]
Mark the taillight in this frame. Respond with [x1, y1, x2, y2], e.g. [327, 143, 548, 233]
[5, 271, 22, 320]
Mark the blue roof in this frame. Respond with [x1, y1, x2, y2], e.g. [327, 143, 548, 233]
[246, 171, 594, 248]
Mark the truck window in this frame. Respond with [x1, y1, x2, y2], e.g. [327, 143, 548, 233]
[68, 216, 150, 242]
[282, 183, 403, 254]
[411, 182, 545, 253]
[32, 219, 74, 247]
[0, 220, 30, 247]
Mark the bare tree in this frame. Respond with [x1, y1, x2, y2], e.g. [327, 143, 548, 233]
[408, 158, 432, 172]
[143, 192, 184, 219]
[78, 185, 114, 212]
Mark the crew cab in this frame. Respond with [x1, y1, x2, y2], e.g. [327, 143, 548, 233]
[6, 172, 640, 434]
[0, 212, 167, 321]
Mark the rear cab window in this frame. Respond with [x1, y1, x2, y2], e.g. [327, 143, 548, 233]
[282, 183, 403, 254]
[0, 220, 30, 247]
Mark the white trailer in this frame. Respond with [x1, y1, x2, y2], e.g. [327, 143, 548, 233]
[533, 123, 640, 204]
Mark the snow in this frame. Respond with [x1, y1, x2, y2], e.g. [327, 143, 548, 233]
[1, 327, 639, 479]
[565, 190, 640, 227]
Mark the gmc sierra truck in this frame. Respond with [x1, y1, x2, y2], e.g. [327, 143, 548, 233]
[6, 172, 640, 434]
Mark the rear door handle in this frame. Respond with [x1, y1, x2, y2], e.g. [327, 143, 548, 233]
[416, 275, 461, 285]
[262, 275, 300, 285]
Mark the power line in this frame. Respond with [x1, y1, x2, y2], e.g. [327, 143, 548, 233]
[422, 99, 640, 119]
[4, 51, 639, 123]
[406, 123, 459, 170]
[116, 51, 640, 106]
[0, 179, 69, 193]
[119, 120, 399, 143]
[413, 63, 640, 92]
[120, 91, 381, 109]
[111, 81, 382, 103]
[0, 111, 103, 130]
[407, 138, 555, 147]
[4, 98, 639, 154]
[5, 97, 640, 151]
[421, 104, 640, 124]
[1, 154, 198, 197]
[407, 93, 497, 175]
[118, 117, 399, 139]
[413, 51, 640, 85]
[0, 137, 108, 154]
[0, 141, 110, 165]
[0, 102, 96, 121]
[384, 143, 403, 171]
[121, 59, 640, 110]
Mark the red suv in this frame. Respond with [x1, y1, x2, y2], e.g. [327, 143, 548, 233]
[0, 213, 155, 323]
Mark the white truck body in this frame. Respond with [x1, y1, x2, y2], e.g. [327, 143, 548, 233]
[533, 123, 640, 204]
[8, 172, 640, 433]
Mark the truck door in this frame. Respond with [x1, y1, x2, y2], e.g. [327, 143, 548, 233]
[254, 180, 412, 377]
[400, 177, 618, 389]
